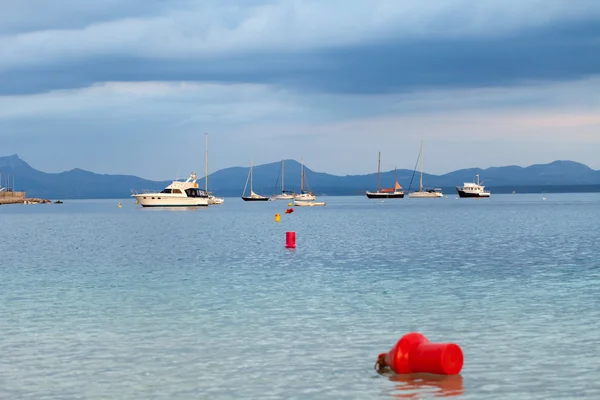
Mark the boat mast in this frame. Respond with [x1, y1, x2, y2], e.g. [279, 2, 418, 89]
[419, 141, 423, 191]
[242, 161, 251, 196]
[300, 158, 304, 192]
[282, 159, 285, 193]
[377, 151, 381, 191]
[205, 132, 209, 193]
[250, 160, 253, 193]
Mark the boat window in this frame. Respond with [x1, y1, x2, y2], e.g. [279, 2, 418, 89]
[172, 189, 182, 194]
[160, 189, 172, 193]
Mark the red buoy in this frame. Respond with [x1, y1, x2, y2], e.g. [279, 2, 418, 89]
[285, 231, 296, 249]
[376, 332, 463, 375]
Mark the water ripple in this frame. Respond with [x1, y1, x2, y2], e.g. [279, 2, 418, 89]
[0, 194, 599, 399]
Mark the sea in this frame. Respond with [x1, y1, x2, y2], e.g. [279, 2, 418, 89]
[1, 193, 599, 399]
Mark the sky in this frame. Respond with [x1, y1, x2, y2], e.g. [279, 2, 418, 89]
[1, 0, 599, 179]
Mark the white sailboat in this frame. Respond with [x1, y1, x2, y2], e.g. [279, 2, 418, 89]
[294, 158, 325, 206]
[205, 133, 224, 205]
[408, 141, 443, 198]
[272, 159, 295, 200]
[241, 160, 269, 201]
[294, 159, 316, 201]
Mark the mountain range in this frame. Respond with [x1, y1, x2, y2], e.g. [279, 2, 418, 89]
[1, 154, 599, 199]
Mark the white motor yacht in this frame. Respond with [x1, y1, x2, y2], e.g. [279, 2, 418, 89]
[456, 174, 491, 198]
[132, 172, 209, 207]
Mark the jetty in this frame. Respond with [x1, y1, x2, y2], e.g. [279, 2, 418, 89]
[0, 191, 51, 205]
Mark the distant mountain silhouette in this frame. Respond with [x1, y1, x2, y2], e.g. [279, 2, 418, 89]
[1, 154, 599, 199]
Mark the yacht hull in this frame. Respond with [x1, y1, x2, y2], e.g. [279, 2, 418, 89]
[133, 194, 209, 207]
[294, 194, 316, 201]
[295, 200, 326, 206]
[273, 194, 295, 200]
[408, 191, 443, 198]
[242, 196, 269, 202]
[366, 191, 404, 199]
[456, 189, 490, 198]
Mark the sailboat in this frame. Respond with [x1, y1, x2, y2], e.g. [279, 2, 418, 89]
[272, 159, 295, 200]
[294, 158, 325, 206]
[408, 141, 443, 198]
[241, 160, 269, 201]
[294, 159, 316, 201]
[205, 133, 224, 205]
[365, 152, 404, 199]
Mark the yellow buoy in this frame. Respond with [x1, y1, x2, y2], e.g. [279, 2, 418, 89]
[288, 202, 292, 207]
[274, 213, 281, 222]
[135, 200, 139, 204]
[118, 202, 122, 208]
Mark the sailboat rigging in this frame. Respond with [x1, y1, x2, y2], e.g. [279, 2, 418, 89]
[294, 158, 316, 201]
[408, 141, 443, 198]
[365, 152, 404, 199]
[241, 160, 269, 201]
[272, 159, 295, 200]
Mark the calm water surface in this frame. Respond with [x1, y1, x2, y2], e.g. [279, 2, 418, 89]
[1, 194, 599, 399]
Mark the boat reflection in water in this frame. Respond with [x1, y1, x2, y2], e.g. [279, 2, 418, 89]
[384, 373, 464, 398]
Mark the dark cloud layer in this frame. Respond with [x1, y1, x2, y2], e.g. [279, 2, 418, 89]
[1, 16, 599, 96]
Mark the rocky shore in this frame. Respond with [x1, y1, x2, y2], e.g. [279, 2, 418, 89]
[0, 197, 52, 205]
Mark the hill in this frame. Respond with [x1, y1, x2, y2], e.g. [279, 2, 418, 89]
[1, 154, 599, 199]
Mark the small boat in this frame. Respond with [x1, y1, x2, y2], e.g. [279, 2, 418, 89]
[54, 200, 63, 204]
[366, 152, 405, 199]
[456, 174, 491, 198]
[131, 172, 209, 207]
[241, 160, 269, 201]
[208, 195, 224, 205]
[408, 141, 443, 198]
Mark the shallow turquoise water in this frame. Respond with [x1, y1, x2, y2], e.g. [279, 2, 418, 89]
[1, 194, 599, 399]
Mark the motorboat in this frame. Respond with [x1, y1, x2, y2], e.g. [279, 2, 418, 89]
[131, 172, 209, 207]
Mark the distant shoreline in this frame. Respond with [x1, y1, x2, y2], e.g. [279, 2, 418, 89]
[11, 186, 600, 201]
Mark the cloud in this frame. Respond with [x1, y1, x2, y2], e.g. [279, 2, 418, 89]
[1, 1, 599, 179]
[1, 76, 599, 178]
[1, 0, 599, 95]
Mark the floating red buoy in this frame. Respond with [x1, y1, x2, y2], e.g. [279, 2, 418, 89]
[285, 208, 294, 214]
[375, 332, 463, 375]
[285, 231, 296, 249]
